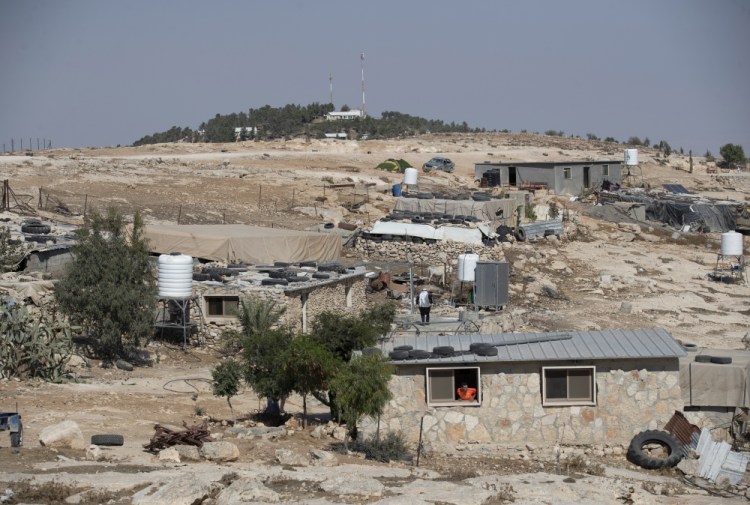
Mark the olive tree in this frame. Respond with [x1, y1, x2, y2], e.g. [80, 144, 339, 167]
[54, 208, 156, 360]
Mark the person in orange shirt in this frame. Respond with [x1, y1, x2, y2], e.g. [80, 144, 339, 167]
[457, 383, 477, 401]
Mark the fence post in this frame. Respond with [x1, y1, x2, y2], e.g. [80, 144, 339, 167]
[291, 188, 295, 209]
[83, 194, 88, 217]
[177, 205, 182, 224]
[38, 188, 43, 209]
[258, 185, 262, 208]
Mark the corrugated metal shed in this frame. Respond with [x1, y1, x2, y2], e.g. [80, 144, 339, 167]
[384, 328, 686, 364]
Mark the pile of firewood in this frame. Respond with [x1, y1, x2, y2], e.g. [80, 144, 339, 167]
[143, 420, 213, 453]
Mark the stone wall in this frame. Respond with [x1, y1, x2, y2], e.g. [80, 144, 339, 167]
[359, 359, 683, 451]
[352, 238, 508, 279]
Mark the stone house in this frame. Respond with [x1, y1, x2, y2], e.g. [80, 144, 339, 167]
[360, 328, 685, 450]
[191, 270, 369, 338]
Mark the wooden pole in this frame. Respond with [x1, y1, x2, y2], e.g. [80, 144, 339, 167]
[38, 188, 43, 209]
[291, 188, 295, 208]
[83, 194, 88, 217]
[258, 185, 262, 207]
[177, 205, 182, 224]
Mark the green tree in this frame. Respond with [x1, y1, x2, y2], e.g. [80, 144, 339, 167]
[330, 354, 394, 446]
[627, 136, 642, 146]
[719, 143, 746, 166]
[284, 335, 339, 426]
[54, 208, 156, 360]
[211, 359, 243, 424]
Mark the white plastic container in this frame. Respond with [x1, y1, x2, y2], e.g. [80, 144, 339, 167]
[720, 231, 744, 256]
[403, 167, 418, 185]
[158, 253, 193, 298]
[624, 149, 638, 166]
[457, 251, 480, 282]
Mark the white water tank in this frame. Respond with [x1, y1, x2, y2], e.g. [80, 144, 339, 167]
[624, 149, 638, 166]
[457, 251, 480, 282]
[158, 253, 193, 298]
[720, 231, 744, 256]
[403, 167, 418, 185]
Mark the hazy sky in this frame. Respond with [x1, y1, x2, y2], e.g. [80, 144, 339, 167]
[1, 0, 748, 154]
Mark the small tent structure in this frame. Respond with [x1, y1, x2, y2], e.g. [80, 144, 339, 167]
[144, 224, 341, 264]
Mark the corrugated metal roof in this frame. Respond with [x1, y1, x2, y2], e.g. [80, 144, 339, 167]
[383, 328, 686, 364]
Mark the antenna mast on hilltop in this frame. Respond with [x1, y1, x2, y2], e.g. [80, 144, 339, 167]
[329, 73, 333, 105]
[361, 51, 366, 117]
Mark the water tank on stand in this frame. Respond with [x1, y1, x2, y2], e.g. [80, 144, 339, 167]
[403, 167, 418, 186]
[624, 149, 638, 166]
[158, 253, 193, 298]
[721, 232, 744, 256]
[457, 251, 480, 282]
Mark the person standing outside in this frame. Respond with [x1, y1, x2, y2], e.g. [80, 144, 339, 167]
[417, 288, 433, 325]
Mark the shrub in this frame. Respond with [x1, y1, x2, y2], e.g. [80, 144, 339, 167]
[354, 432, 412, 463]
[548, 201, 560, 219]
[212, 359, 243, 424]
[525, 202, 537, 221]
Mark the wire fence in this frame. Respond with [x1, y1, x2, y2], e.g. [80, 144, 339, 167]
[2, 180, 378, 227]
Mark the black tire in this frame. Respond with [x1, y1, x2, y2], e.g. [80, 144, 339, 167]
[388, 350, 409, 361]
[515, 228, 527, 241]
[286, 276, 309, 283]
[324, 223, 335, 229]
[627, 430, 682, 469]
[380, 234, 393, 241]
[312, 272, 330, 279]
[469, 342, 492, 352]
[10, 420, 22, 448]
[433, 346, 455, 356]
[475, 346, 499, 357]
[91, 434, 124, 446]
[318, 263, 343, 272]
[409, 349, 432, 359]
[362, 347, 381, 356]
[274, 261, 291, 267]
[300, 261, 317, 268]
[115, 359, 134, 371]
[694, 355, 713, 363]
[261, 278, 288, 286]
[682, 343, 698, 352]
[711, 356, 732, 364]
[268, 270, 288, 279]
[417, 192, 434, 200]
[72, 334, 94, 346]
[393, 345, 413, 352]
[472, 193, 491, 201]
[25, 235, 54, 244]
[21, 224, 51, 234]
[192, 273, 211, 281]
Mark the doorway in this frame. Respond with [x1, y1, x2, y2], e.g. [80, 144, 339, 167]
[583, 166, 590, 188]
[508, 166, 517, 186]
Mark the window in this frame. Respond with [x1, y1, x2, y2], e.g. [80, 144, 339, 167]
[426, 367, 480, 406]
[563, 167, 572, 179]
[205, 296, 239, 317]
[542, 366, 596, 406]
[602, 164, 609, 177]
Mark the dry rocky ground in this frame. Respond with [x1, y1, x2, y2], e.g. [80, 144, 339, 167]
[0, 133, 749, 504]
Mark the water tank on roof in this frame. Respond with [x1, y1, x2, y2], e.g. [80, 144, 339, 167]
[624, 149, 638, 166]
[403, 167, 418, 185]
[158, 253, 193, 298]
[720, 231, 743, 256]
[457, 251, 480, 282]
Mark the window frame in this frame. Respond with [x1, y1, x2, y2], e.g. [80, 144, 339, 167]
[541, 365, 596, 406]
[602, 164, 609, 177]
[204, 295, 240, 318]
[426, 366, 481, 407]
[563, 167, 572, 180]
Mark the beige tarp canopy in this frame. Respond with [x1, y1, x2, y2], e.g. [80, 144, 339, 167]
[680, 349, 750, 408]
[145, 224, 341, 264]
[394, 198, 518, 226]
